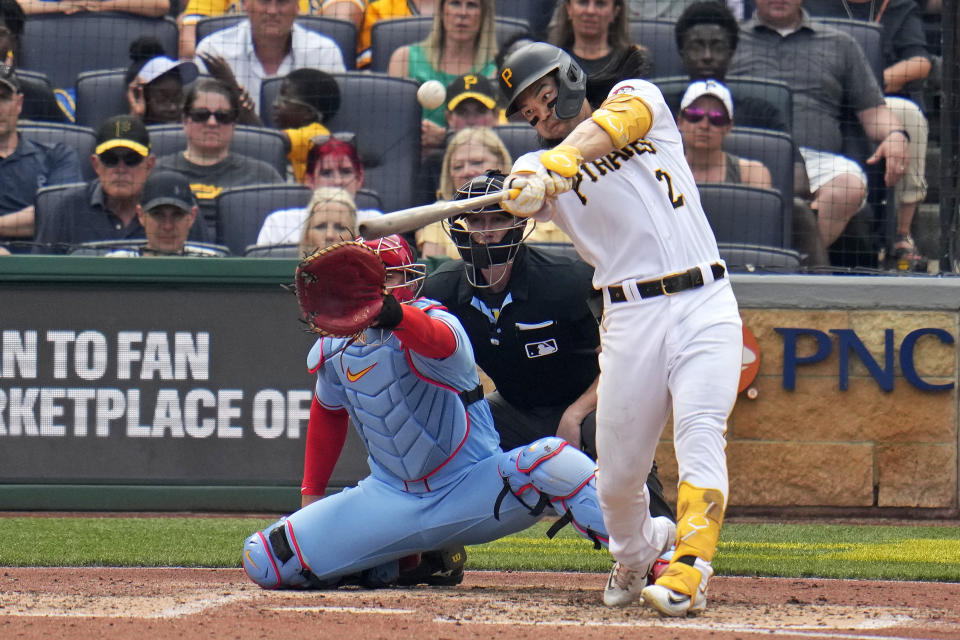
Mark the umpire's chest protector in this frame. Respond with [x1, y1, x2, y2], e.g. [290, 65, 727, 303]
[310, 333, 472, 486]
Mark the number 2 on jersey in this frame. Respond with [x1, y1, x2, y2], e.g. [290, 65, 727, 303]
[655, 169, 685, 209]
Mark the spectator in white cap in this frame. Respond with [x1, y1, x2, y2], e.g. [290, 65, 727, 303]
[125, 36, 199, 125]
[677, 79, 829, 266]
[677, 79, 771, 190]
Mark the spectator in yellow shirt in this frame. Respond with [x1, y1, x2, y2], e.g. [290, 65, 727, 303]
[270, 68, 341, 182]
[357, 0, 437, 68]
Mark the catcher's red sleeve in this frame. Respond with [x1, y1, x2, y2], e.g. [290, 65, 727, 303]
[392, 304, 456, 359]
[301, 397, 349, 497]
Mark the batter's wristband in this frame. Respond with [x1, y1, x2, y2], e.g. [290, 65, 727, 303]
[541, 144, 584, 178]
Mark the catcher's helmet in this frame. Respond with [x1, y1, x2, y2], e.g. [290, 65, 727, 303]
[499, 42, 587, 121]
[444, 171, 529, 288]
[362, 235, 425, 303]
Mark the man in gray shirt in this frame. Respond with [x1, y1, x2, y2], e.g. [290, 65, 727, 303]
[729, 0, 910, 253]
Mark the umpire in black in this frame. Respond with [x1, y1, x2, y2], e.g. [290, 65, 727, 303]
[422, 171, 674, 521]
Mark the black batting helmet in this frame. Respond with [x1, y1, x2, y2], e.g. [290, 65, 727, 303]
[444, 171, 529, 288]
[498, 42, 587, 121]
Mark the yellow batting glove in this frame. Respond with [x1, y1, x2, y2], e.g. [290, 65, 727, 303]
[541, 144, 584, 178]
[536, 165, 573, 197]
[502, 172, 546, 217]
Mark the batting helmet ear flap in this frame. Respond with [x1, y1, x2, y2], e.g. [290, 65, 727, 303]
[499, 42, 587, 121]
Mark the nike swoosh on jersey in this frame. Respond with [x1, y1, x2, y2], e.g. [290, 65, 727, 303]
[345, 363, 377, 382]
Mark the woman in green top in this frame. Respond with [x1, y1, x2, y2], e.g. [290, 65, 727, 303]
[388, 0, 498, 143]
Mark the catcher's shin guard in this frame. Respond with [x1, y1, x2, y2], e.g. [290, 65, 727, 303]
[656, 482, 725, 597]
[496, 437, 608, 548]
[242, 519, 312, 589]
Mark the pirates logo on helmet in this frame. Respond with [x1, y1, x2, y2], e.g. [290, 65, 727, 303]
[499, 42, 586, 121]
[362, 234, 426, 303]
[444, 171, 529, 288]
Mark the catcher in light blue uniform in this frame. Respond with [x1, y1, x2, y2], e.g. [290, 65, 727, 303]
[242, 235, 636, 589]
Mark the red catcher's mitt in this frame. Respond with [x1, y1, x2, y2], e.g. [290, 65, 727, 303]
[294, 241, 387, 338]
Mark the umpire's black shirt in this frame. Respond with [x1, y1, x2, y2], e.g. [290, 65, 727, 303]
[422, 245, 600, 410]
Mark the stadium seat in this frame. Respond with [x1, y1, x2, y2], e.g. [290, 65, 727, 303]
[195, 15, 357, 70]
[653, 75, 794, 134]
[813, 17, 884, 83]
[696, 183, 787, 248]
[355, 189, 383, 212]
[369, 16, 530, 73]
[527, 241, 579, 260]
[67, 239, 230, 256]
[218, 186, 384, 255]
[215, 184, 314, 256]
[493, 124, 543, 162]
[33, 182, 87, 254]
[243, 243, 301, 258]
[259, 77, 285, 129]
[15, 70, 70, 123]
[75, 68, 129, 129]
[723, 127, 796, 223]
[20, 13, 178, 90]
[146, 124, 288, 177]
[628, 19, 684, 79]
[322, 73, 422, 212]
[494, 0, 555, 40]
[18, 124, 97, 181]
[717, 242, 802, 273]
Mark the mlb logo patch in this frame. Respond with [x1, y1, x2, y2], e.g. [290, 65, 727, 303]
[525, 339, 558, 358]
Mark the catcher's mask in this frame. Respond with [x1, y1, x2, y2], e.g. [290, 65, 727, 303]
[362, 234, 426, 303]
[499, 42, 586, 122]
[444, 171, 529, 288]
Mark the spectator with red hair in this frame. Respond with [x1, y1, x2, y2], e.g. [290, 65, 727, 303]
[256, 133, 382, 246]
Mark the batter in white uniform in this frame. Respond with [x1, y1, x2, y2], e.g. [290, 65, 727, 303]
[497, 42, 742, 616]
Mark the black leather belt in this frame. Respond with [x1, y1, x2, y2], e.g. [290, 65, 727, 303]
[606, 263, 726, 303]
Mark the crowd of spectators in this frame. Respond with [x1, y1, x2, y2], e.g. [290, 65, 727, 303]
[0, 0, 947, 271]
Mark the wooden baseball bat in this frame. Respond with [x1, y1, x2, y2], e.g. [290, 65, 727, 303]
[358, 188, 521, 240]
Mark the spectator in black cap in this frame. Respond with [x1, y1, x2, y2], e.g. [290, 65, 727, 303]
[422, 73, 501, 151]
[107, 171, 222, 256]
[33, 115, 209, 253]
[415, 73, 504, 205]
[0, 64, 81, 250]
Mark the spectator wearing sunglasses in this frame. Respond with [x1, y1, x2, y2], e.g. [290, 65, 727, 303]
[156, 78, 283, 236]
[0, 65, 81, 250]
[677, 80, 829, 266]
[256, 133, 381, 247]
[271, 68, 341, 183]
[677, 80, 771, 190]
[33, 115, 210, 253]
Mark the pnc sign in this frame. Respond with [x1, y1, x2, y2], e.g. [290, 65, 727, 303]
[776, 327, 954, 392]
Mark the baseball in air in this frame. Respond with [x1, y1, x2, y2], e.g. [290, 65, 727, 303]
[417, 80, 447, 110]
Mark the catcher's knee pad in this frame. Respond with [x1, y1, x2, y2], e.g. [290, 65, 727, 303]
[242, 518, 312, 589]
[497, 437, 607, 548]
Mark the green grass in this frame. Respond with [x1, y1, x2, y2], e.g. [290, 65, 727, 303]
[1, 517, 958, 582]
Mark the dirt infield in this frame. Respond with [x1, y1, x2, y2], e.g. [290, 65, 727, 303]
[2, 568, 958, 640]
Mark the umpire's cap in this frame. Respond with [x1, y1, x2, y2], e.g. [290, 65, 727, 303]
[498, 42, 586, 121]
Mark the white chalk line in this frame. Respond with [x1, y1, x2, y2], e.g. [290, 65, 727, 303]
[433, 616, 936, 640]
[265, 606, 416, 615]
